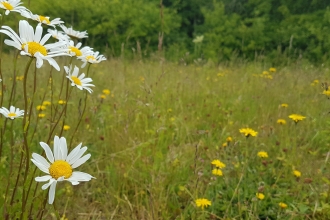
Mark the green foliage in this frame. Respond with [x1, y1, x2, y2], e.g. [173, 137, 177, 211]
[20, 0, 330, 63]
[29, 0, 180, 57]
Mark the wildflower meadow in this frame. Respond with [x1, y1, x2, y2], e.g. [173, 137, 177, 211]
[1, 1, 330, 220]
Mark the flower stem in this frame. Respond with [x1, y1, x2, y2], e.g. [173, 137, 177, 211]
[20, 57, 34, 219]
[69, 63, 91, 149]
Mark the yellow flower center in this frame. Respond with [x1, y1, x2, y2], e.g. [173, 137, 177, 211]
[2, 2, 13, 10]
[69, 46, 82, 56]
[22, 42, 47, 56]
[86, 55, 96, 61]
[71, 76, 82, 86]
[49, 160, 72, 179]
[38, 16, 50, 24]
[8, 112, 16, 117]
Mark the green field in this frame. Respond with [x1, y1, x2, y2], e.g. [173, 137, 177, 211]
[1, 0, 330, 219]
[2, 51, 330, 219]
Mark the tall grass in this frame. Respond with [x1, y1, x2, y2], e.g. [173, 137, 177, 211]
[18, 58, 326, 219]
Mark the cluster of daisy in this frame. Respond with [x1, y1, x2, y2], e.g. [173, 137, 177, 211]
[0, 0, 106, 93]
[0, 0, 106, 206]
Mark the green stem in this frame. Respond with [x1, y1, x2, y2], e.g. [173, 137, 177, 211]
[3, 119, 14, 219]
[20, 57, 34, 219]
[69, 63, 91, 149]
[0, 10, 5, 160]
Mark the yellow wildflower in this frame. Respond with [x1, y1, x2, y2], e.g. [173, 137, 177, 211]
[36, 105, 46, 111]
[212, 168, 223, 176]
[269, 67, 276, 72]
[277, 119, 286, 125]
[279, 202, 288, 209]
[58, 100, 66, 105]
[257, 151, 268, 158]
[102, 89, 110, 95]
[42, 101, 51, 106]
[293, 170, 301, 177]
[289, 114, 306, 123]
[239, 128, 258, 137]
[323, 90, 330, 96]
[63, 125, 70, 131]
[195, 198, 211, 209]
[38, 113, 45, 118]
[256, 193, 265, 200]
[211, 159, 226, 169]
[226, 136, 233, 142]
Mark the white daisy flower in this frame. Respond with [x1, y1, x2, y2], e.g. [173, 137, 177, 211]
[78, 51, 106, 68]
[47, 29, 70, 41]
[64, 40, 93, 58]
[64, 65, 94, 93]
[31, 135, 95, 204]
[21, 11, 64, 27]
[0, 0, 28, 15]
[60, 24, 88, 39]
[0, 106, 24, 119]
[0, 20, 69, 71]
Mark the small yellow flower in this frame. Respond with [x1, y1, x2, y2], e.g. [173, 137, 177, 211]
[16, 76, 24, 81]
[60, 214, 68, 220]
[265, 75, 273, 79]
[311, 79, 319, 86]
[211, 159, 226, 169]
[281, 103, 288, 108]
[36, 105, 46, 111]
[222, 142, 227, 147]
[42, 101, 51, 106]
[100, 94, 106, 99]
[170, 117, 175, 122]
[179, 185, 185, 191]
[102, 89, 110, 95]
[63, 125, 70, 131]
[256, 193, 265, 200]
[58, 100, 66, 105]
[289, 114, 306, 123]
[226, 136, 233, 142]
[262, 71, 269, 75]
[323, 90, 330, 96]
[293, 170, 301, 177]
[212, 168, 223, 176]
[38, 113, 45, 118]
[195, 198, 211, 209]
[257, 151, 268, 158]
[269, 67, 276, 72]
[279, 202, 288, 209]
[167, 108, 172, 113]
[239, 128, 258, 137]
[277, 119, 286, 125]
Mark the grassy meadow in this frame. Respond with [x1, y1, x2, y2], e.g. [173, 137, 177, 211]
[2, 50, 330, 219]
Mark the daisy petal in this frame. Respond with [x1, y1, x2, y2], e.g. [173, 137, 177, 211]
[48, 180, 57, 204]
[35, 175, 52, 182]
[39, 142, 54, 163]
[71, 154, 91, 168]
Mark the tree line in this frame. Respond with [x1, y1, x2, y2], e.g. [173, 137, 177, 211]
[20, 0, 330, 64]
